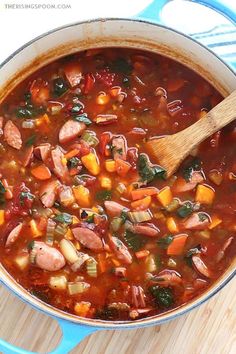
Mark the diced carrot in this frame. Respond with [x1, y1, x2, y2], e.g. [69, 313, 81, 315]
[195, 184, 215, 205]
[157, 186, 173, 207]
[29, 219, 43, 238]
[110, 86, 121, 97]
[81, 152, 100, 175]
[115, 158, 131, 177]
[74, 302, 91, 317]
[31, 164, 51, 180]
[135, 250, 150, 259]
[111, 258, 121, 267]
[0, 210, 5, 225]
[105, 159, 116, 173]
[2, 179, 13, 200]
[73, 185, 91, 207]
[131, 187, 159, 201]
[166, 217, 179, 233]
[208, 215, 222, 230]
[99, 175, 112, 190]
[64, 149, 80, 159]
[65, 228, 73, 240]
[97, 253, 107, 273]
[69, 168, 79, 176]
[72, 216, 80, 224]
[96, 92, 110, 105]
[36, 114, 50, 133]
[37, 217, 47, 231]
[131, 196, 151, 211]
[167, 78, 185, 92]
[167, 234, 188, 256]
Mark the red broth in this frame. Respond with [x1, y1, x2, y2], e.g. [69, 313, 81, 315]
[0, 48, 235, 321]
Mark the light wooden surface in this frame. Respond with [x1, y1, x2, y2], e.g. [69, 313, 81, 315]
[0, 278, 236, 354]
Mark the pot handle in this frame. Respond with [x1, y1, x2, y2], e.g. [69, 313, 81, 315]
[0, 319, 97, 354]
[138, 0, 236, 24]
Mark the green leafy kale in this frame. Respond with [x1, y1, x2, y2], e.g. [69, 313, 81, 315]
[137, 153, 166, 183]
[52, 77, 68, 97]
[157, 234, 173, 249]
[124, 230, 146, 251]
[54, 212, 72, 225]
[149, 286, 174, 308]
[95, 190, 112, 202]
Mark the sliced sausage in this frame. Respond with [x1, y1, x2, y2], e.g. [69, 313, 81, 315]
[109, 236, 132, 264]
[58, 185, 75, 207]
[51, 146, 70, 183]
[192, 255, 212, 278]
[59, 120, 86, 144]
[182, 212, 210, 230]
[132, 223, 159, 237]
[131, 285, 146, 308]
[33, 241, 65, 271]
[72, 227, 103, 251]
[21, 146, 34, 167]
[4, 120, 22, 150]
[39, 179, 59, 208]
[64, 62, 82, 87]
[114, 267, 127, 277]
[104, 201, 127, 217]
[5, 223, 23, 247]
[111, 135, 127, 160]
[34, 143, 51, 162]
[151, 270, 182, 286]
[174, 172, 204, 193]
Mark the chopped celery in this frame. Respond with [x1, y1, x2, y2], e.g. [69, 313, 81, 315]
[68, 282, 90, 295]
[60, 239, 79, 264]
[86, 258, 97, 277]
[128, 210, 152, 223]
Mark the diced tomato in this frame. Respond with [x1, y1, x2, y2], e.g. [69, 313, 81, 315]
[95, 69, 116, 87]
[83, 73, 95, 94]
[30, 79, 50, 105]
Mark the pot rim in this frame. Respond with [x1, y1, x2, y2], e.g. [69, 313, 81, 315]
[0, 16, 235, 329]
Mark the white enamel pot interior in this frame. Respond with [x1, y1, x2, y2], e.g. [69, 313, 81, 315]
[0, 18, 236, 331]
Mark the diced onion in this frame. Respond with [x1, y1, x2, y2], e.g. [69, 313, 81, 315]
[116, 183, 127, 194]
[68, 281, 90, 295]
[15, 254, 29, 270]
[145, 254, 157, 273]
[22, 120, 35, 129]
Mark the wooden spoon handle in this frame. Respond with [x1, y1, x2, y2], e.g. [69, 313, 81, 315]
[175, 89, 236, 151]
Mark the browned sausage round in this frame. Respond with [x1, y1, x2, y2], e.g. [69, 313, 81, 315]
[39, 179, 60, 208]
[34, 241, 66, 271]
[4, 120, 22, 150]
[104, 201, 127, 217]
[5, 223, 23, 247]
[109, 236, 132, 264]
[59, 120, 86, 144]
[34, 143, 51, 162]
[72, 227, 103, 251]
[132, 223, 159, 237]
[51, 146, 70, 183]
[182, 212, 210, 230]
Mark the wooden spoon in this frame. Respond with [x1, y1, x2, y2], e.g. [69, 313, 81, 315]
[146, 90, 236, 178]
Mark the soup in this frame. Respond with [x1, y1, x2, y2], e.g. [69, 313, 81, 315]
[0, 48, 235, 321]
